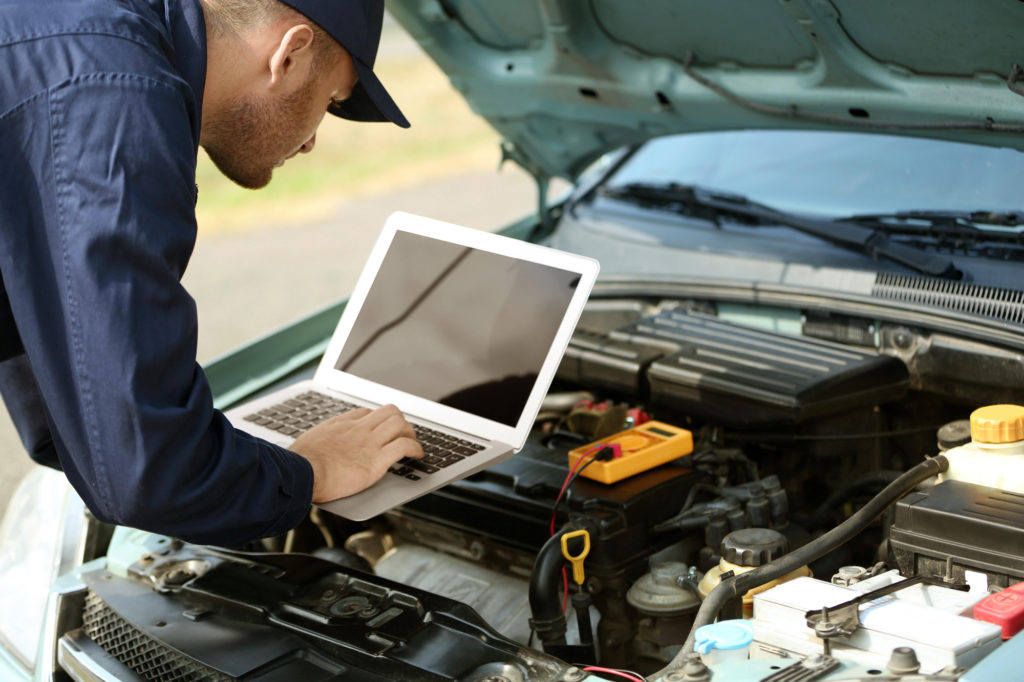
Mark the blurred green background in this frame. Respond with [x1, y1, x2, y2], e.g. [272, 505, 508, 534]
[194, 21, 501, 234]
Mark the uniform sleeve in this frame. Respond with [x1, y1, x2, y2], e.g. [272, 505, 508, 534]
[1, 73, 313, 546]
[0, 354, 60, 469]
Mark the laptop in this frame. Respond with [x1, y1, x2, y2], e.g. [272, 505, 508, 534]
[225, 211, 599, 520]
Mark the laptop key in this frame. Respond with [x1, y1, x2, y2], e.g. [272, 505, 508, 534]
[406, 460, 439, 474]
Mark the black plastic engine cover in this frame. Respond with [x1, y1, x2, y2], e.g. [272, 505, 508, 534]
[889, 479, 1024, 587]
[559, 309, 909, 426]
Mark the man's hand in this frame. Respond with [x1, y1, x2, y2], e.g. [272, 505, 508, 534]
[289, 404, 423, 503]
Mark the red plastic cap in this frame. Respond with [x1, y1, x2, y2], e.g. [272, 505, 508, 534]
[974, 582, 1024, 639]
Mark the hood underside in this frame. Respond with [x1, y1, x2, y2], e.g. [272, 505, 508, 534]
[388, 0, 1024, 180]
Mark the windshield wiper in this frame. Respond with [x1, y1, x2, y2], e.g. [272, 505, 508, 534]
[841, 210, 1024, 247]
[602, 182, 962, 279]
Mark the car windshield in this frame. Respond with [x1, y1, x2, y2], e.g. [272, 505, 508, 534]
[604, 130, 1024, 219]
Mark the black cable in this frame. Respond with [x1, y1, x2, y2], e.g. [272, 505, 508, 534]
[562, 457, 600, 496]
[658, 454, 949, 675]
[727, 424, 942, 443]
[800, 470, 904, 528]
[680, 482, 719, 514]
[550, 448, 616, 528]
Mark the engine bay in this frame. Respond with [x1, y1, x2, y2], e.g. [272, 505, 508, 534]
[58, 299, 1024, 681]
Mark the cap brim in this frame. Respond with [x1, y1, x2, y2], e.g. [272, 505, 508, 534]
[330, 59, 410, 128]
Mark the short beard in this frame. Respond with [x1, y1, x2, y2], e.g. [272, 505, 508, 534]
[202, 85, 311, 190]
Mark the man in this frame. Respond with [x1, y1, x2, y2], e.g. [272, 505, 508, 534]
[0, 0, 423, 546]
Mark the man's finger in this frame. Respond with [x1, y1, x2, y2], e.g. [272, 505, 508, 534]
[383, 437, 423, 463]
[372, 412, 416, 442]
[330, 406, 372, 423]
[357, 403, 403, 429]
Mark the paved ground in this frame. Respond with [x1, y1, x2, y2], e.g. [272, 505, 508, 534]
[0, 166, 538, 524]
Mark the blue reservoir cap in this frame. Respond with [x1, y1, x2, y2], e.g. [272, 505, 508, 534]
[693, 619, 754, 654]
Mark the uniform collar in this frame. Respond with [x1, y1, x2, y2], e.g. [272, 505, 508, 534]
[167, 0, 207, 150]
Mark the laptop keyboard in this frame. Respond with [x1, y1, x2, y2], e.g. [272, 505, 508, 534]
[242, 391, 486, 480]
[243, 391, 359, 436]
[391, 424, 486, 481]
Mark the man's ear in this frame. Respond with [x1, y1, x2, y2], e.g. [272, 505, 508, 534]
[267, 24, 316, 90]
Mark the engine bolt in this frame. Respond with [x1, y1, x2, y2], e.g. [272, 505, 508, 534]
[164, 568, 195, 586]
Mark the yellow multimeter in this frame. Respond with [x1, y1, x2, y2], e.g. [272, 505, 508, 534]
[567, 420, 693, 484]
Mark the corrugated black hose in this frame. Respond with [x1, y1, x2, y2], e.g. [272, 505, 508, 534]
[657, 454, 949, 678]
[529, 529, 570, 648]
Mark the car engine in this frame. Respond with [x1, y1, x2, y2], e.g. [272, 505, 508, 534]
[57, 299, 1024, 681]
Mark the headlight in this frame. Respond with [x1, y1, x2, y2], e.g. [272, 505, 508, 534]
[0, 466, 83, 671]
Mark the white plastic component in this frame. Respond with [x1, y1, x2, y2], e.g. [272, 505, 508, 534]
[849, 570, 991, 617]
[939, 437, 1024, 494]
[700, 645, 749, 668]
[751, 576, 1002, 673]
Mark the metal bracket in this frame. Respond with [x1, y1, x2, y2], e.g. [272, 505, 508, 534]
[805, 572, 969, 653]
[759, 654, 841, 682]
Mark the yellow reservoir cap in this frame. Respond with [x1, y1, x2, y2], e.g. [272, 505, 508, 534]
[970, 404, 1024, 444]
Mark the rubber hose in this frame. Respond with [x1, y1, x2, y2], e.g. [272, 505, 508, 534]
[803, 470, 904, 528]
[529, 529, 569, 646]
[659, 454, 948, 677]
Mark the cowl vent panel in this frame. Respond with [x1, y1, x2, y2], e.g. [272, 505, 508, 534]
[872, 273, 1024, 325]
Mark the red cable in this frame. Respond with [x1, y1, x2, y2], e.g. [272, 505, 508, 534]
[550, 451, 595, 612]
[582, 666, 646, 682]
[550, 448, 600, 535]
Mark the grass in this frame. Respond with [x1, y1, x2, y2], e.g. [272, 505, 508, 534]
[194, 36, 501, 234]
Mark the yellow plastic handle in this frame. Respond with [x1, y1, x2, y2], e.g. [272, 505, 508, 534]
[560, 530, 591, 585]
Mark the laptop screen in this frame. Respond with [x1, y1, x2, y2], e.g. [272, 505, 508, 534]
[334, 230, 581, 426]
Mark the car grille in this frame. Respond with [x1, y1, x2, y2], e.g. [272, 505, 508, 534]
[872, 273, 1024, 325]
[82, 590, 233, 682]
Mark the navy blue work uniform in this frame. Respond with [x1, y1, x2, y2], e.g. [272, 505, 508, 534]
[0, 0, 314, 545]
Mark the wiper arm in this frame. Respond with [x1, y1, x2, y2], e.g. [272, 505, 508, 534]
[602, 183, 962, 279]
[842, 210, 1024, 246]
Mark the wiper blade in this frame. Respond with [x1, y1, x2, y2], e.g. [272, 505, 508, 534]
[842, 210, 1024, 246]
[853, 209, 1024, 226]
[602, 183, 962, 279]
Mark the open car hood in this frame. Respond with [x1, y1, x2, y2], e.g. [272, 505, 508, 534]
[388, 0, 1024, 180]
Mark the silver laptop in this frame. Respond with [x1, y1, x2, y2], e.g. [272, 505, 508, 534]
[226, 211, 599, 520]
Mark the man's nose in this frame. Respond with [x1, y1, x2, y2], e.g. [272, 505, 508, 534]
[300, 134, 317, 154]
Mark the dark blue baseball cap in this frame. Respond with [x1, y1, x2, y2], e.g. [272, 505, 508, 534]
[279, 0, 410, 128]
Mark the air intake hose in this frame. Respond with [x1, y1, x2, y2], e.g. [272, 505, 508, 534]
[529, 530, 569, 648]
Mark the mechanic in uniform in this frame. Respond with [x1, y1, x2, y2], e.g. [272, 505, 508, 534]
[0, 0, 423, 545]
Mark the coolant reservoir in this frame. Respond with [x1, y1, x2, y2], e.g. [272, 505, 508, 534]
[938, 405, 1024, 494]
[697, 528, 811, 615]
